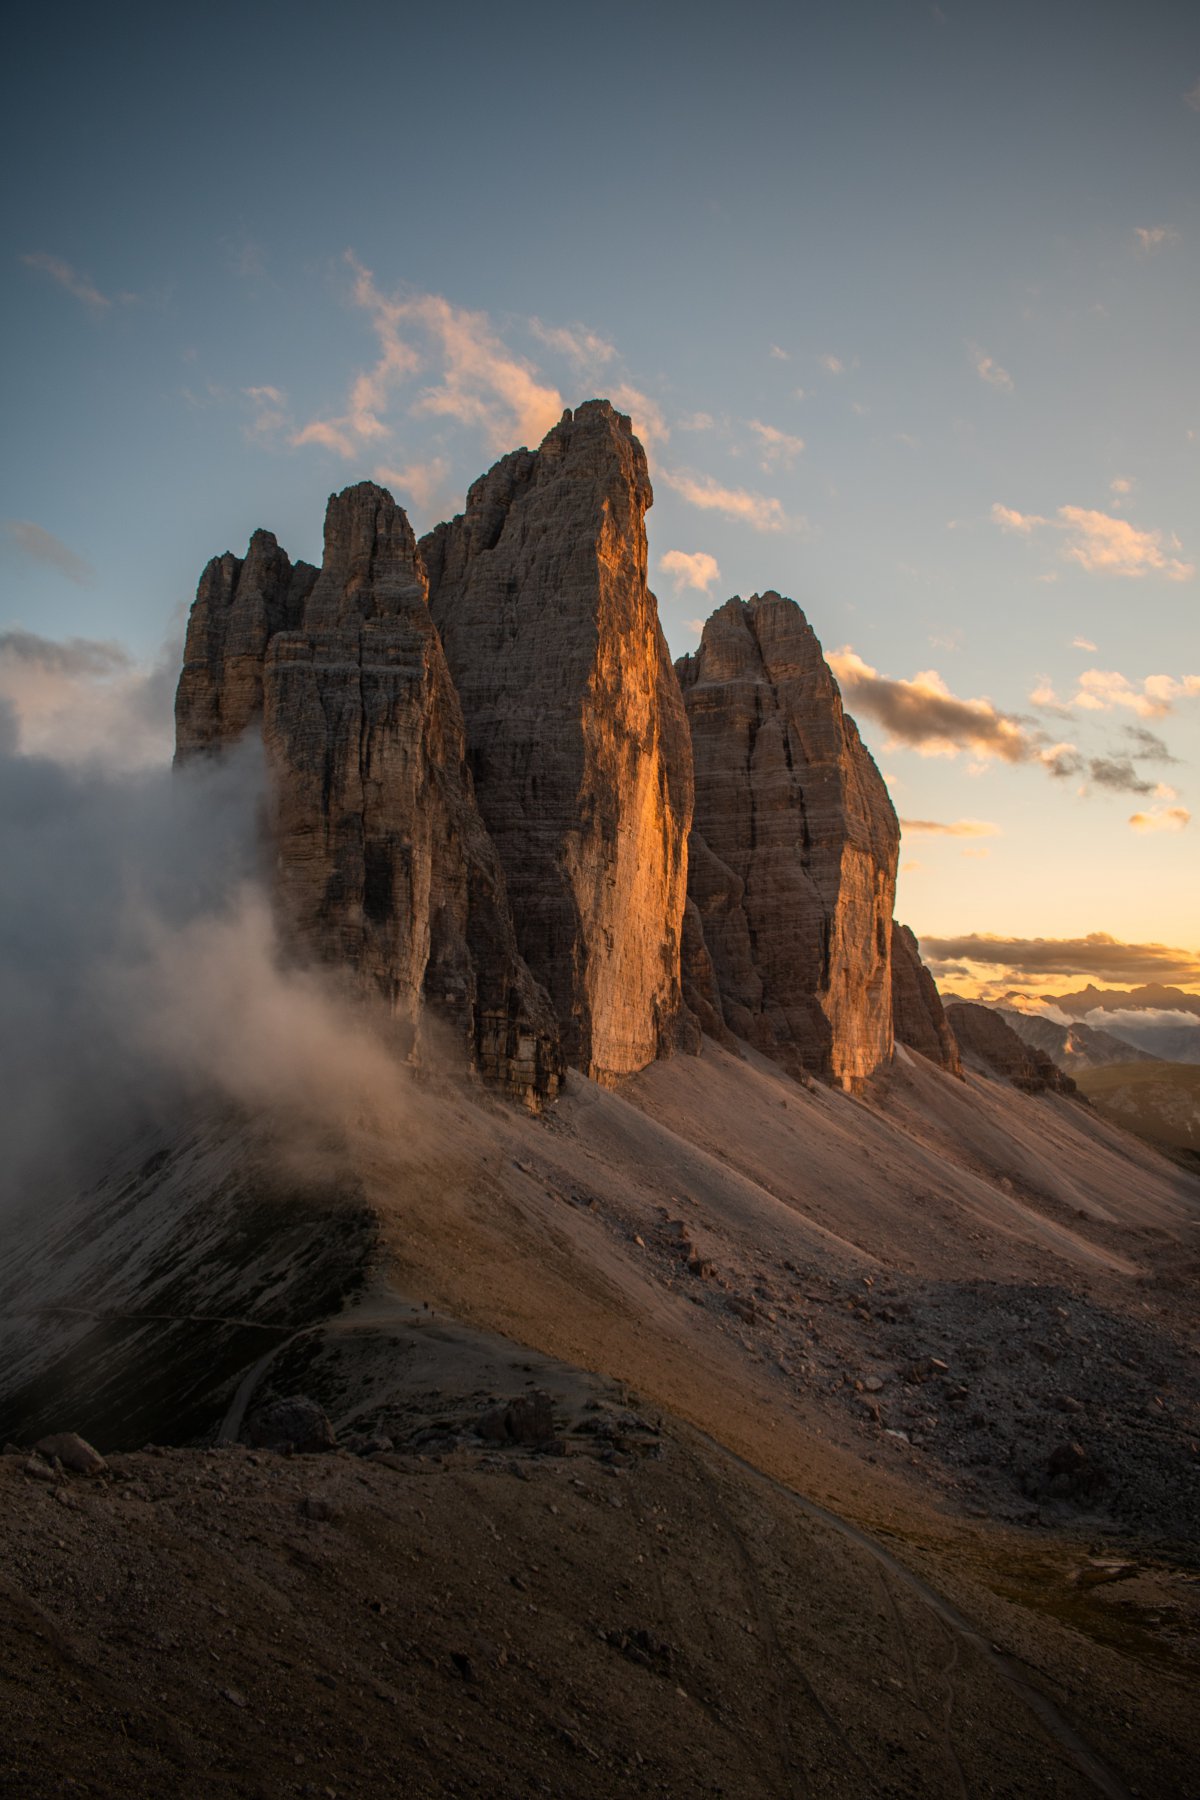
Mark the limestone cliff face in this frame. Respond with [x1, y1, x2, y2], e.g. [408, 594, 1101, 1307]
[676, 594, 899, 1087]
[176, 483, 561, 1103]
[891, 922, 962, 1075]
[946, 1003, 1077, 1096]
[175, 531, 317, 758]
[422, 401, 695, 1085]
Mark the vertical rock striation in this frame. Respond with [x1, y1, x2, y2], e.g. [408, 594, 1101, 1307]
[422, 400, 695, 1085]
[890, 922, 962, 1075]
[176, 484, 561, 1103]
[676, 594, 899, 1087]
[175, 531, 317, 758]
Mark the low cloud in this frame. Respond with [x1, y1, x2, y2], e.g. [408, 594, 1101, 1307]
[899, 817, 999, 837]
[1133, 226, 1179, 253]
[20, 251, 119, 311]
[920, 932, 1200, 987]
[661, 468, 794, 532]
[0, 628, 176, 771]
[970, 345, 1013, 391]
[993, 502, 1193, 580]
[0, 725, 411, 1218]
[659, 549, 721, 594]
[828, 649, 1046, 764]
[1129, 804, 1190, 833]
[745, 419, 805, 469]
[4, 520, 96, 586]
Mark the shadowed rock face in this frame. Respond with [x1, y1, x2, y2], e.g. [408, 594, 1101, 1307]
[676, 594, 898, 1088]
[891, 922, 962, 1075]
[175, 530, 318, 757]
[176, 483, 562, 1104]
[946, 1002, 1077, 1096]
[422, 401, 695, 1085]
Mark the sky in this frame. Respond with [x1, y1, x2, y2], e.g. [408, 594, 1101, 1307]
[2, 0, 1197, 1005]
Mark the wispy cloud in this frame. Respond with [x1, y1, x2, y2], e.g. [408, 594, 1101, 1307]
[769, 344, 790, 361]
[661, 468, 794, 532]
[818, 353, 844, 374]
[992, 501, 1194, 580]
[3, 520, 96, 586]
[373, 456, 455, 521]
[292, 255, 563, 461]
[528, 318, 616, 368]
[899, 817, 999, 837]
[659, 549, 721, 594]
[1073, 667, 1200, 718]
[745, 418, 804, 469]
[1186, 78, 1200, 111]
[611, 383, 669, 449]
[1072, 635, 1098, 651]
[243, 385, 290, 441]
[1129, 805, 1190, 834]
[678, 411, 715, 433]
[20, 251, 119, 311]
[829, 649, 1050, 764]
[1123, 724, 1178, 764]
[1133, 226, 1179, 253]
[921, 932, 1200, 986]
[970, 344, 1013, 391]
[1109, 474, 1134, 499]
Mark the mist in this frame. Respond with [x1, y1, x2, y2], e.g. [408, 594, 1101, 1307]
[0, 693, 409, 1222]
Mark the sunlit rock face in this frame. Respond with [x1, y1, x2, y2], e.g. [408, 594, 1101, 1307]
[176, 483, 562, 1105]
[422, 401, 695, 1085]
[676, 593, 899, 1088]
[891, 921, 962, 1075]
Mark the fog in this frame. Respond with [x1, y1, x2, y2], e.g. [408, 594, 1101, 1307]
[0, 677, 407, 1219]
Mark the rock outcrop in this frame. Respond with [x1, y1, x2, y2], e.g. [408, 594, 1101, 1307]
[422, 401, 695, 1084]
[176, 483, 561, 1103]
[891, 922, 962, 1075]
[946, 1003, 1077, 1096]
[676, 594, 898, 1087]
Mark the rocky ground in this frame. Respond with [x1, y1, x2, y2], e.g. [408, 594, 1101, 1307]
[4, 1376, 1198, 1800]
[4, 1039, 1199, 1797]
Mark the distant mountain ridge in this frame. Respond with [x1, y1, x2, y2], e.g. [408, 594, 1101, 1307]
[995, 1007, 1159, 1074]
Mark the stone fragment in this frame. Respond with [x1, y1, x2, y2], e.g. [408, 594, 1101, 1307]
[677, 593, 898, 1088]
[247, 1396, 337, 1455]
[34, 1433, 106, 1476]
[423, 402, 695, 1083]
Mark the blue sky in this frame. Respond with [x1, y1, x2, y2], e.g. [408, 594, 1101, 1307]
[2, 0, 1198, 995]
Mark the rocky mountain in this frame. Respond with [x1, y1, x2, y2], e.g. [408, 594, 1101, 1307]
[946, 1001, 1077, 1096]
[676, 593, 899, 1088]
[422, 402, 695, 1084]
[996, 1006, 1158, 1074]
[176, 403, 926, 1099]
[890, 921, 962, 1074]
[176, 483, 562, 1104]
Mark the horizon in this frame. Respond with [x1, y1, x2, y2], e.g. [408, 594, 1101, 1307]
[2, 0, 1197, 1005]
